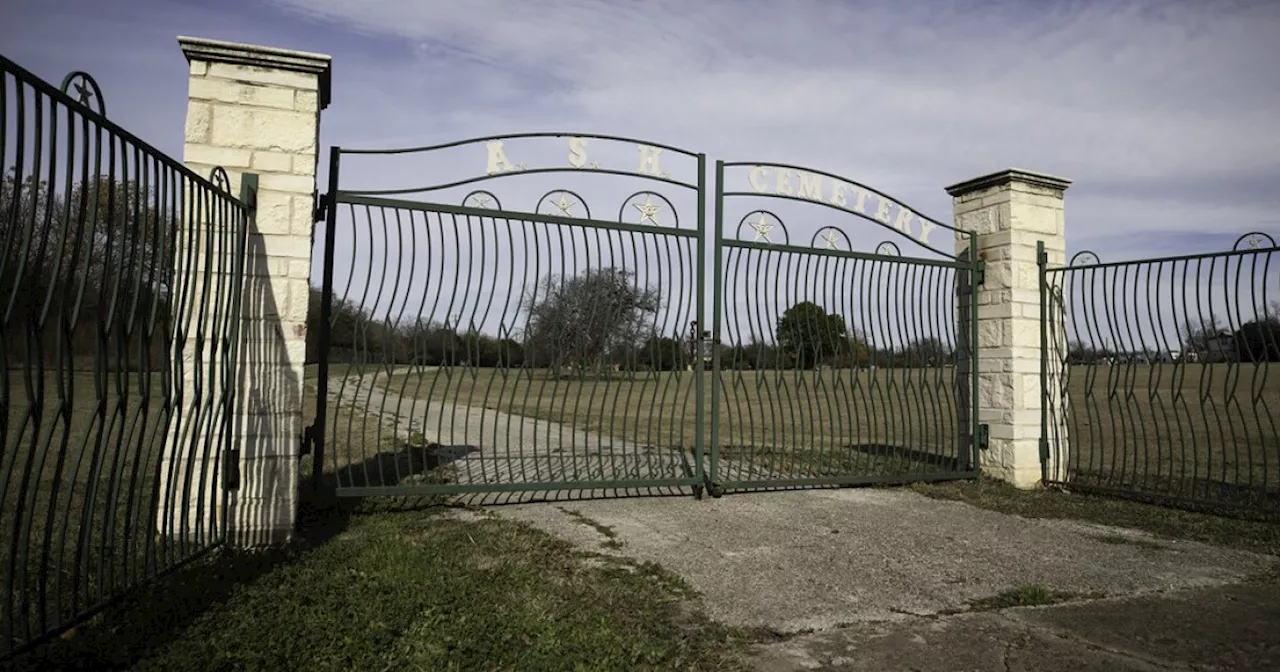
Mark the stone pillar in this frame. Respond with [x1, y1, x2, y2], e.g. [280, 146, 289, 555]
[176, 37, 331, 545]
[946, 169, 1070, 488]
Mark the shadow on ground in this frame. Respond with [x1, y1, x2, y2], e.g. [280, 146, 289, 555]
[6, 447, 441, 671]
[8, 444, 703, 670]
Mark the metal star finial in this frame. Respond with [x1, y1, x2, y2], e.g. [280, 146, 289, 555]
[821, 230, 841, 250]
[470, 194, 492, 209]
[632, 195, 662, 225]
[74, 81, 93, 106]
[1248, 236, 1261, 249]
[552, 195, 576, 216]
[750, 214, 775, 243]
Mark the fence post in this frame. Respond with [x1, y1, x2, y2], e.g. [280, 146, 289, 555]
[177, 37, 331, 545]
[945, 169, 1070, 488]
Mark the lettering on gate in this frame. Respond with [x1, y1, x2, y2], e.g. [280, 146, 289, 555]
[484, 137, 670, 179]
[481, 138, 936, 246]
[750, 165, 937, 246]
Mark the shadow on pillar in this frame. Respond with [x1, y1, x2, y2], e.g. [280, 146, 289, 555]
[228, 235, 305, 547]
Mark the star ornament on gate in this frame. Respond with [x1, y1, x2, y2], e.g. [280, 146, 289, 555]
[633, 195, 662, 225]
[74, 81, 94, 106]
[470, 194, 493, 209]
[552, 195, 576, 216]
[750, 214, 775, 243]
[821, 230, 841, 250]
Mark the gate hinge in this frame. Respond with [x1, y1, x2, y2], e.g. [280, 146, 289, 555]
[975, 260, 986, 287]
[1039, 437, 1050, 461]
[300, 424, 315, 457]
[313, 190, 328, 223]
[222, 448, 241, 492]
[978, 424, 990, 451]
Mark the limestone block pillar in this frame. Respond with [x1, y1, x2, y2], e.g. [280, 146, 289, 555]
[174, 36, 331, 545]
[946, 169, 1070, 488]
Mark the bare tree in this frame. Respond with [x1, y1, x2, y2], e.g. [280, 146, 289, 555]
[523, 268, 659, 374]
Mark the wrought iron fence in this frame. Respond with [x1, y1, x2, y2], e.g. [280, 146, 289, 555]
[710, 161, 982, 492]
[313, 137, 708, 500]
[1040, 234, 1280, 515]
[0, 54, 250, 658]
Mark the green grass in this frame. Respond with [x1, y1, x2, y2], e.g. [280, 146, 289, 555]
[966, 584, 1098, 611]
[341, 362, 1280, 500]
[909, 478, 1280, 558]
[24, 508, 750, 672]
[1053, 363, 1280, 505]
[1, 370, 227, 659]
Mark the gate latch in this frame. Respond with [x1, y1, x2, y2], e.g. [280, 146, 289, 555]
[977, 424, 990, 451]
[313, 191, 328, 223]
[300, 423, 316, 457]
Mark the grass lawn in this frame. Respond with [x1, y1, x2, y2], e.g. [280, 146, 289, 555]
[1054, 363, 1280, 506]
[342, 366, 971, 487]
[910, 478, 1280, 559]
[1, 369, 228, 660]
[24, 507, 751, 672]
[311, 361, 1280, 504]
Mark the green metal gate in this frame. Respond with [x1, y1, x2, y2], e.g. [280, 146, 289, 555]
[309, 137, 981, 500]
[707, 161, 981, 493]
[312, 134, 711, 499]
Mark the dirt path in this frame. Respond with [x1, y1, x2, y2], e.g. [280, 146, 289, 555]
[321, 367, 789, 502]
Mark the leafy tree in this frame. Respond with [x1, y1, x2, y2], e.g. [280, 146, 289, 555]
[1234, 318, 1280, 363]
[776, 301, 848, 369]
[523, 268, 659, 373]
[642, 335, 685, 371]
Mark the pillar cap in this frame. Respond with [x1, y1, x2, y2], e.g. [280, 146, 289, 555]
[178, 36, 332, 109]
[945, 168, 1071, 197]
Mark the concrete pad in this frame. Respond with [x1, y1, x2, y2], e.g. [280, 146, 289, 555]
[495, 488, 1273, 633]
[750, 582, 1280, 671]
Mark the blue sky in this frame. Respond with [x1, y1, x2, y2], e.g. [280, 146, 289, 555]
[3, 0, 1279, 346]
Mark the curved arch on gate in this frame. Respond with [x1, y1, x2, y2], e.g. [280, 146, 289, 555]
[716, 160, 973, 259]
[332, 132, 703, 195]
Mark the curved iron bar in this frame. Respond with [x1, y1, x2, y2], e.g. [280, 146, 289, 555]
[734, 210, 789, 245]
[58, 70, 106, 117]
[337, 165, 696, 198]
[1, 54, 252, 659]
[618, 190, 678, 229]
[1043, 245, 1280, 514]
[535, 189, 592, 220]
[719, 160, 970, 257]
[875, 241, 901, 256]
[1235, 231, 1277, 251]
[0, 55, 232, 201]
[333, 133, 702, 196]
[338, 131, 702, 159]
[809, 226, 852, 251]
[461, 189, 502, 210]
[208, 166, 232, 194]
[1070, 250, 1102, 267]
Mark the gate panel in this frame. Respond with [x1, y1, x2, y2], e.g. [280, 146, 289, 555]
[1040, 234, 1280, 514]
[710, 161, 981, 492]
[312, 135, 707, 498]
